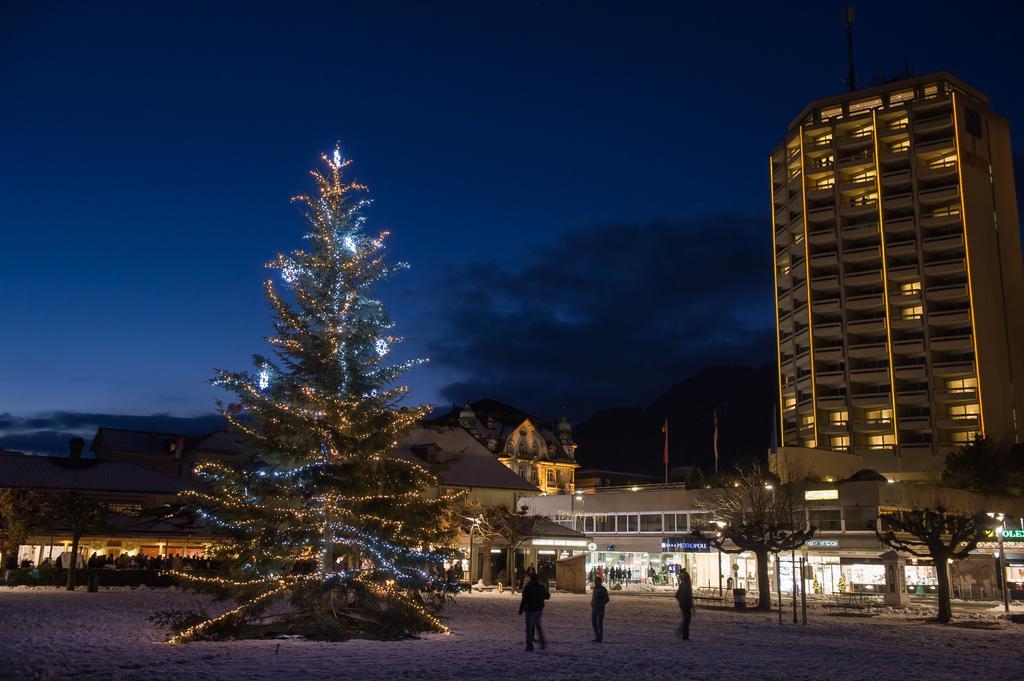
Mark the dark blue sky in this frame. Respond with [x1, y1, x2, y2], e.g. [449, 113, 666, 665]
[2, 1, 1022, 452]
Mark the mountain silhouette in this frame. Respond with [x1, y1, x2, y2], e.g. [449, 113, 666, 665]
[573, 364, 777, 476]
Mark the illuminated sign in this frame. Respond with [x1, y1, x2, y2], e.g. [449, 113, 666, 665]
[804, 489, 839, 501]
[587, 542, 597, 551]
[532, 538, 589, 547]
[984, 528, 1024, 541]
[661, 538, 711, 553]
[805, 539, 839, 548]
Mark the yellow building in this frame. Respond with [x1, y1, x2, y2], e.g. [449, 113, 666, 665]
[432, 399, 580, 494]
[771, 72, 1024, 478]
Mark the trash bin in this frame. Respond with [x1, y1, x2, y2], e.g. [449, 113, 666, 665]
[733, 588, 746, 610]
[87, 572, 100, 593]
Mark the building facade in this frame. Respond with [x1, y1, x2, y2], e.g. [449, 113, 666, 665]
[431, 400, 580, 494]
[524, 481, 1024, 598]
[771, 73, 1024, 478]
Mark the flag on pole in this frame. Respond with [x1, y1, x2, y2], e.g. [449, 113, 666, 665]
[713, 410, 719, 474]
[661, 419, 669, 483]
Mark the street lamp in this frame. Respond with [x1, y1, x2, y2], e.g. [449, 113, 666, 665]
[712, 520, 727, 597]
[987, 512, 1010, 613]
[466, 516, 481, 592]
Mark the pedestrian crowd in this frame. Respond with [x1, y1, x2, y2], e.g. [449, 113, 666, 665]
[13, 552, 218, 572]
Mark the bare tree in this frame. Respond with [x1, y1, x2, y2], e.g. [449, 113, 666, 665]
[876, 506, 988, 623]
[39, 491, 111, 591]
[479, 503, 529, 592]
[700, 462, 814, 610]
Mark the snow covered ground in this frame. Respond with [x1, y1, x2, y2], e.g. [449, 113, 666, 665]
[1, 587, 1022, 681]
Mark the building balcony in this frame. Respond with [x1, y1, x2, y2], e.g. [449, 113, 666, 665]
[922, 233, 964, 253]
[894, 364, 926, 380]
[852, 418, 894, 433]
[890, 290, 922, 307]
[916, 163, 957, 182]
[848, 341, 887, 359]
[890, 316, 924, 332]
[881, 169, 912, 187]
[810, 251, 839, 268]
[930, 334, 973, 352]
[914, 137, 955, 156]
[852, 390, 893, 407]
[845, 292, 884, 311]
[927, 310, 970, 327]
[932, 360, 975, 377]
[815, 344, 844, 362]
[819, 420, 850, 434]
[817, 392, 849, 409]
[887, 263, 920, 282]
[925, 283, 969, 302]
[913, 113, 954, 134]
[843, 245, 881, 264]
[847, 317, 886, 334]
[933, 388, 978, 405]
[808, 206, 837, 224]
[883, 192, 914, 210]
[849, 366, 891, 383]
[884, 216, 916, 236]
[841, 201, 878, 218]
[923, 258, 965, 277]
[842, 222, 880, 241]
[937, 415, 980, 430]
[891, 338, 924, 355]
[895, 390, 929, 406]
[918, 185, 960, 205]
[921, 211, 962, 229]
[814, 297, 841, 315]
[845, 269, 882, 287]
[811, 275, 840, 293]
[886, 239, 918, 258]
[815, 370, 845, 387]
[813, 322, 843, 339]
[898, 416, 932, 432]
[808, 227, 837, 246]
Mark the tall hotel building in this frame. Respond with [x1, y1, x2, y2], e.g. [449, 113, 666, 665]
[770, 73, 1024, 479]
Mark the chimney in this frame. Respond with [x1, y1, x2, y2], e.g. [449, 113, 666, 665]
[68, 437, 85, 461]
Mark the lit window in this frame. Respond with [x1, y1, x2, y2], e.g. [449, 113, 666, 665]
[850, 124, 874, 138]
[849, 97, 882, 114]
[801, 414, 815, 427]
[927, 154, 957, 170]
[830, 411, 849, 424]
[902, 306, 923, 320]
[821, 105, 843, 120]
[922, 84, 940, 99]
[948, 404, 980, 420]
[946, 377, 977, 393]
[850, 192, 877, 206]
[889, 139, 910, 153]
[805, 439, 817, 448]
[931, 205, 961, 218]
[890, 116, 910, 131]
[901, 281, 921, 294]
[815, 177, 836, 190]
[867, 434, 896, 449]
[814, 133, 833, 146]
[830, 436, 850, 450]
[849, 169, 876, 183]
[889, 90, 914, 104]
[866, 409, 893, 423]
[784, 395, 797, 409]
[950, 430, 977, 443]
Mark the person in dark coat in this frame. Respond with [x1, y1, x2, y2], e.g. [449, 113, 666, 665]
[675, 567, 694, 640]
[518, 573, 549, 651]
[590, 577, 609, 642]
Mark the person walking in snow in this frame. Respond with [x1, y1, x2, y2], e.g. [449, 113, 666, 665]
[675, 567, 694, 640]
[590, 577, 609, 642]
[519, 572, 549, 651]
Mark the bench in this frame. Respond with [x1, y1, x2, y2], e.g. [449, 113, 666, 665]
[823, 592, 880, 616]
[693, 586, 728, 608]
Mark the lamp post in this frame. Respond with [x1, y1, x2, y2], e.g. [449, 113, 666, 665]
[467, 516, 481, 592]
[713, 520, 726, 597]
[988, 512, 1010, 613]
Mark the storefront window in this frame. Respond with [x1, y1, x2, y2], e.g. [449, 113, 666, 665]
[595, 515, 614, 533]
[841, 559, 885, 592]
[640, 514, 662, 532]
[584, 516, 596, 533]
[689, 512, 711, 530]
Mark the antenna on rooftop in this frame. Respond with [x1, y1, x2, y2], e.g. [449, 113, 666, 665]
[844, 6, 857, 92]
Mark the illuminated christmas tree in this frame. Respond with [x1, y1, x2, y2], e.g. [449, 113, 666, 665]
[167, 146, 460, 643]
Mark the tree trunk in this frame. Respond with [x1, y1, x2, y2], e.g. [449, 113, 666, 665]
[934, 553, 952, 624]
[508, 547, 516, 593]
[66, 533, 80, 591]
[755, 548, 772, 610]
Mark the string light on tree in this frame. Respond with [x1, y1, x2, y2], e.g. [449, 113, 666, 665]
[168, 144, 461, 643]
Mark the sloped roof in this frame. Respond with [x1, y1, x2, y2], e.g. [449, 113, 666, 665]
[429, 399, 576, 464]
[517, 515, 588, 539]
[0, 453, 187, 494]
[394, 425, 538, 492]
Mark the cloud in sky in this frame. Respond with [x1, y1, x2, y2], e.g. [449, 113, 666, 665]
[427, 214, 776, 421]
[0, 411, 224, 456]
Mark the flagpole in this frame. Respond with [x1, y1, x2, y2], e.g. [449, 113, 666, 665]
[663, 418, 669, 484]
